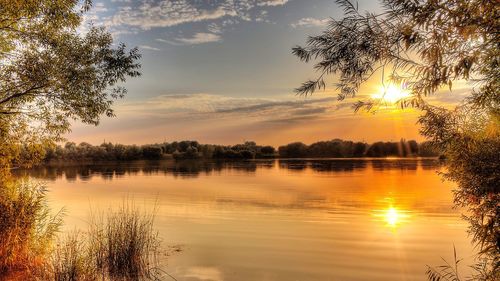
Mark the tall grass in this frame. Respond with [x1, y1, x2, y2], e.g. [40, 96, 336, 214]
[0, 180, 63, 274]
[426, 246, 500, 281]
[0, 179, 163, 280]
[88, 202, 160, 280]
[46, 202, 162, 281]
[49, 232, 96, 281]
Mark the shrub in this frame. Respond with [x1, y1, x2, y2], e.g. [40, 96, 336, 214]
[239, 150, 255, 159]
[278, 142, 308, 158]
[142, 146, 162, 160]
[260, 146, 275, 155]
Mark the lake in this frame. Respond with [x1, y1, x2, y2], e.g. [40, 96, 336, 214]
[18, 159, 474, 281]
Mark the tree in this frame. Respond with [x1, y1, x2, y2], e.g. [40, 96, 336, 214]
[293, 0, 498, 278]
[278, 142, 308, 158]
[0, 1, 141, 275]
[260, 146, 276, 155]
[142, 145, 162, 160]
[0, 0, 141, 168]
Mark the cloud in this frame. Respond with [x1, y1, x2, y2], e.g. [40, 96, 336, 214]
[93, 2, 108, 12]
[207, 23, 223, 34]
[82, 0, 293, 43]
[214, 97, 334, 115]
[173, 32, 222, 45]
[138, 45, 161, 51]
[257, 0, 290, 6]
[107, 2, 235, 30]
[103, 0, 291, 32]
[157, 32, 222, 45]
[291, 17, 329, 28]
[112, 93, 342, 133]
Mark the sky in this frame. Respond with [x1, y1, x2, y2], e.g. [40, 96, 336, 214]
[67, 0, 465, 146]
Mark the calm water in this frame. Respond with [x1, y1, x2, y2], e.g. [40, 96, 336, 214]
[19, 159, 474, 281]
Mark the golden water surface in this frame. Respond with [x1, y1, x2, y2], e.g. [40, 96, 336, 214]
[21, 159, 474, 281]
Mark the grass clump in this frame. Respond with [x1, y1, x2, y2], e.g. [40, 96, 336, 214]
[49, 232, 96, 281]
[0, 180, 62, 275]
[88, 202, 161, 280]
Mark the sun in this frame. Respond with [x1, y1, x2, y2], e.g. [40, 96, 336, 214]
[371, 84, 410, 104]
[384, 207, 400, 227]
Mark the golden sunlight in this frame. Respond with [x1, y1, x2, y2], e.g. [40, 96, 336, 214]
[374, 205, 411, 229]
[371, 84, 410, 104]
[384, 207, 401, 227]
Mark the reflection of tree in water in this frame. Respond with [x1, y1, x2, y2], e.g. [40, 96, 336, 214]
[15, 160, 269, 181]
[279, 159, 368, 172]
[17, 159, 443, 181]
[370, 159, 440, 171]
[279, 159, 442, 173]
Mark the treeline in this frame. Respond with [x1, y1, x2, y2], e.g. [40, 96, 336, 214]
[41, 139, 440, 163]
[278, 139, 440, 158]
[42, 141, 276, 162]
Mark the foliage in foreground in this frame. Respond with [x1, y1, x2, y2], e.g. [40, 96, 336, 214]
[0, 180, 63, 275]
[88, 203, 161, 280]
[426, 247, 499, 281]
[46, 203, 161, 281]
[0, 179, 162, 280]
[49, 232, 96, 281]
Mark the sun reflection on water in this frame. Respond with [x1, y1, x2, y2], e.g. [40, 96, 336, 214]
[385, 207, 401, 227]
[374, 203, 411, 229]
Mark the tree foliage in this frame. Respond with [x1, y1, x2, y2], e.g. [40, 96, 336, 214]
[293, 0, 499, 278]
[0, 0, 141, 169]
[278, 139, 433, 158]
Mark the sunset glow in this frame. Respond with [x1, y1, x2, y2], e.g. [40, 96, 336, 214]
[372, 84, 411, 104]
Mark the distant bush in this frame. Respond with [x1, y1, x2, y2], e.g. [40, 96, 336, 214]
[278, 142, 308, 158]
[259, 146, 276, 156]
[239, 150, 255, 159]
[141, 145, 162, 160]
[173, 145, 200, 160]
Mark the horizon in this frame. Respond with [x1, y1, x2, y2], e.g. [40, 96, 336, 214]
[60, 136, 428, 148]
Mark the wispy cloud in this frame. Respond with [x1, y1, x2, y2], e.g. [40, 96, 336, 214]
[165, 32, 222, 45]
[117, 93, 337, 121]
[207, 23, 223, 34]
[291, 17, 329, 28]
[257, 0, 290, 7]
[107, 2, 234, 30]
[104, 0, 291, 32]
[138, 44, 161, 51]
